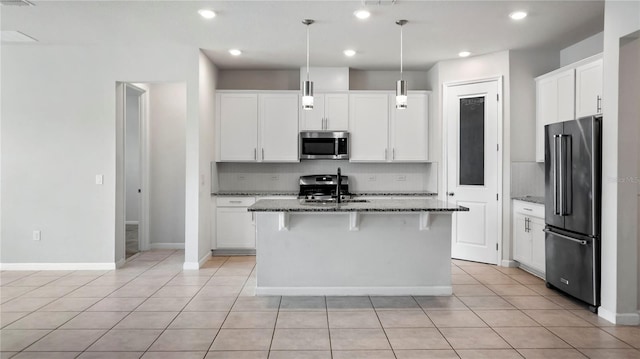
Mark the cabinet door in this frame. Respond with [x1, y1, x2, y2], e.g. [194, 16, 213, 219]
[530, 217, 546, 273]
[575, 59, 603, 118]
[390, 93, 428, 161]
[349, 93, 389, 162]
[513, 213, 532, 264]
[325, 93, 349, 130]
[535, 70, 575, 162]
[300, 94, 325, 131]
[260, 93, 299, 162]
[219, 93, 258, 161]
[216, 208, 255, 249]
[556, 70, 576, 122]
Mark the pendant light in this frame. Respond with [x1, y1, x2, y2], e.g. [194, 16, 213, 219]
[395, 19, 408, 110]
[302, 19, 315, 110]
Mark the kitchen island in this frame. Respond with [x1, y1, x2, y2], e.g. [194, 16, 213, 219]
[248, 198, 468, 296]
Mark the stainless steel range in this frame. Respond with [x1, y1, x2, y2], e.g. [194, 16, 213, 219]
[298, 171, 352, 203]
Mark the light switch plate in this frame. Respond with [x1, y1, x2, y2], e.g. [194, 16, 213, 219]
[33, 230, 41, 241]
[95, 175, 104, 185]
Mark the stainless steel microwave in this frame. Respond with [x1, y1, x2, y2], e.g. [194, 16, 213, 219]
[299, 131, 349, 160]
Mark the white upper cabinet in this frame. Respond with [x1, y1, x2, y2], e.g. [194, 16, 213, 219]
[575, 58, 603, 118]
[217, 91, 298, 162]
[349, 91, 429, 163]
[349, 93, 389, 162]
[259, 93, 299, 162]
[535, 54, 602, 162]
[390, 93, 429, 162]
[219, 93, 259, 161]
[300, 93, 348, 131]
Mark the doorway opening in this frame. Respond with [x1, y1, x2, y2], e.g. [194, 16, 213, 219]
[125, 84, 146, 258]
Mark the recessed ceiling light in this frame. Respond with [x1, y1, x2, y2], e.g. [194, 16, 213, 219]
[198, 9, 216, 19]
[354, 9, 371, 20]
[343, 49, 356, 57]
[509, 11, 527, 20]
[229, 49, 242, 56]
[458, 51, 471, 58]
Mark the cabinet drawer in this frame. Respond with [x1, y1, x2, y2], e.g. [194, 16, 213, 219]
[513, 200, 544, 219]
[216, 197, 256, 207]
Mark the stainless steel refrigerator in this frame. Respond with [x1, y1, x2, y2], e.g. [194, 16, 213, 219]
[544, 115, 602, 312]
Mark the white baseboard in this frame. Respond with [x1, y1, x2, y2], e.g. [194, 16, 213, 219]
[150, 243, 185, 250]
[0, 262, 116, 271]
[501, 260, 518, 267]
[182, 251, 212, 271]
[598, 307, 640, 325]
[255, 286, 453, 296]
[125, 221, 139, 225]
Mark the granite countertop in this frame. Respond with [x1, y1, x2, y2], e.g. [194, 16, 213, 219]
[248, 198, 468, 213]
[212, 191, 437, 197]
[512, 196, 545, 205]
[212, 192, 298, 196]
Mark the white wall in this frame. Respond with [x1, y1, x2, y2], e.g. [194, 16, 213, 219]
[1, 44, 200, 266]
[560, 32, 604, 66]
[148, 83, 187, 246]
[600, 0, 640, 324]
[125, 91, 140, 223]
[217, 162, 436, 193]
[198, 52, 218, 265]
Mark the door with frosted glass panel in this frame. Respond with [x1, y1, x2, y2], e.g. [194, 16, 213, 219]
[446, 80, 500, 264]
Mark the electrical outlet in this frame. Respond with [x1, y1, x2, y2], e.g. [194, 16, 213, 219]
[95, 174, 103, 185]
[368, 175, 377, 182]
[396, 175, 407, 181]
[270, 175, 279, 181]
[33, 230, 41, 241]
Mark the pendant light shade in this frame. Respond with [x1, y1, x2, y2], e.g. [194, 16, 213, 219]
[395, 19, 408, 110]
[302, 19, 314, 110]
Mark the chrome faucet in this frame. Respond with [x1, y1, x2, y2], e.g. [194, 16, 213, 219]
[336, 167, 342, 204]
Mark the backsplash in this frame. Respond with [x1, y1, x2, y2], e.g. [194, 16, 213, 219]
[511, 161, 545, 197]
[215, 161, 436, 193]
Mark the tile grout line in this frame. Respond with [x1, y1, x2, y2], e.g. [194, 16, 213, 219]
[370, 295, 398, 359]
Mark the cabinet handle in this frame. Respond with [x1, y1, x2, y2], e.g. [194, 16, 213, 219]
[393, 148, 396, 160]
[229, 200, 242, 204]
[262, 148, 264, 160]
[523, 208, 532, 211]
[254, 148, 257, 160]
[596, 95, 602, 113]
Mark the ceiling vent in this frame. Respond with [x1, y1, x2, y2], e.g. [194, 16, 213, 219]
[0, 0, 34, 6]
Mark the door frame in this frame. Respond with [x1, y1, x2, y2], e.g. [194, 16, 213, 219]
[116, 82, 150, 266]
[442, 76, 504, 265]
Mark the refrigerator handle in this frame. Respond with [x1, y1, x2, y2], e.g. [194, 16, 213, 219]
[543, 228, 587, 246]
[553, 135, 560, 215]
[563, 135, 572, 216]
[558, 134, 566, 216]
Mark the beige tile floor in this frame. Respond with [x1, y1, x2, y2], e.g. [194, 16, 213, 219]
[1, 250, 639, 359]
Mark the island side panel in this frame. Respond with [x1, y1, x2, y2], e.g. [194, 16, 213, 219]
[255, 212, 453, 296]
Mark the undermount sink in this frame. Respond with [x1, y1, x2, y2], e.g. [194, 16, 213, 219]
[300, 199, 369, 205]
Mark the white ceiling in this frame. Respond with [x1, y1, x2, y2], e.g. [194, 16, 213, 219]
[1, 0, 605, 70]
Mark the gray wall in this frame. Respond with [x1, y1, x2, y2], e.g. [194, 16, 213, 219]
[349, 70, 429, 90]
[149, 83, 187, 246]
[217, 70, 299, 90]
[0, 44, 200, 265]
[560, 31, 604, 66]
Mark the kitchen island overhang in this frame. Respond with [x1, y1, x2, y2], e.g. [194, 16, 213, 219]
[248, 198, 469, 296]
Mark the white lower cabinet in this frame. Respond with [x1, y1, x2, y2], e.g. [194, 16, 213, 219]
[214, 197, 256, 250]
[512, 200, 546, 277]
